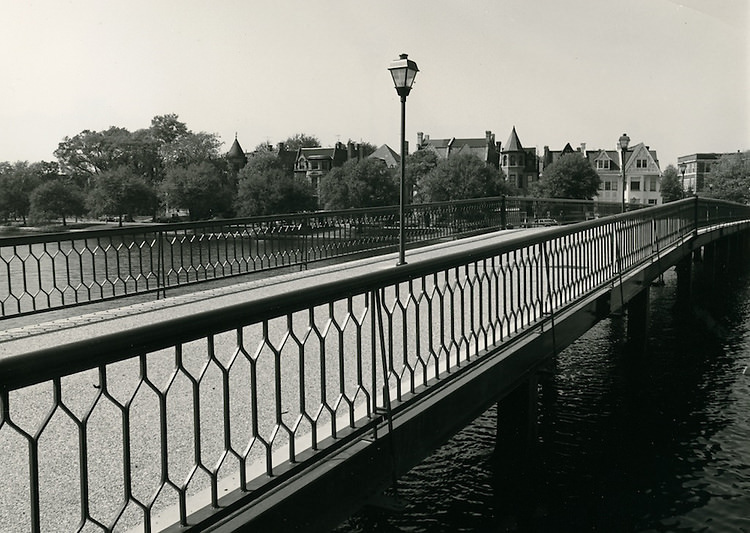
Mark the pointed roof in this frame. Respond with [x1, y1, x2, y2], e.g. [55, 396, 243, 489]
[623, 142, 661, 173]
[504, 127, 524, 152]
[367, 144, 401, 167]
[227, 137, 245, 159]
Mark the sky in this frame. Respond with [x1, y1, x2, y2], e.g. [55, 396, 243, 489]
[1, 0, 748, 170]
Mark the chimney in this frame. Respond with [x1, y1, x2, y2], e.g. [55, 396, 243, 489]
[486, 130, 492, 143]
[277, 142, 285, 153]
[417, 132, 424, 147]
[347, 141, 355, 160]
[580, 142, 586, 154]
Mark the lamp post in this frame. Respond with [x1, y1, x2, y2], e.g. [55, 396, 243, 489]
[678, 162, 686, 198]
[388, 53, 419, 266]
[618, 133, 630, 213]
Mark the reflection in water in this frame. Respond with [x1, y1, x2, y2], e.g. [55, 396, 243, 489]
[335, 264, 750, 532]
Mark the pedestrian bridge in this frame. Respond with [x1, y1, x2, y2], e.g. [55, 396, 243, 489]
[1, 197, 749, 532]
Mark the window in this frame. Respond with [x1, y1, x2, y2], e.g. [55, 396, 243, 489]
[648, 199, 658, 205]
[630, 180, 641, 191]
[510, 155, 516, 166]
[604, 181, 611, 191]
[596, 160, 610, 170]
[650, 178, 656, 192]
[637, 159, 648, 168]
[503, 155, 507, 165]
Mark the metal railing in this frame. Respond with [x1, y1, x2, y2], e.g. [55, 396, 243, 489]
[1, 198, 746, 532]
[0, 197, 619, 319]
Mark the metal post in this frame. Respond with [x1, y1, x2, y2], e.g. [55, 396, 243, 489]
[398, 95, 407, 266]
[621, 147, 627, 213]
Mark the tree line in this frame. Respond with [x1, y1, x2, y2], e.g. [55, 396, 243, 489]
[2, 113, 746, 228]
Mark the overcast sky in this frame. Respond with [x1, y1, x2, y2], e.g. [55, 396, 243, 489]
[2, 0, 747, 169]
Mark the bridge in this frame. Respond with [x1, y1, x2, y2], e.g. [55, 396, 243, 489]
[1, 197, 749, 532]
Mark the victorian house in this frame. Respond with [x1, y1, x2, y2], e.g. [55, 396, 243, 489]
[416, 130, 500, 168]
[500, 127, 539, 193]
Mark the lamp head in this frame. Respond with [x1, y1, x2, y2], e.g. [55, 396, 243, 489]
[389, 53, 419, 98]
[618, 133, 630, 151]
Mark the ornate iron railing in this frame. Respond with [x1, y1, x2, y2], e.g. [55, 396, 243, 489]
[1, 198, 746, 532]
[0, 197, 619, 319]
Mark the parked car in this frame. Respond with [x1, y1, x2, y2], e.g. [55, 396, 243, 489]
[533, 218, 559, 227]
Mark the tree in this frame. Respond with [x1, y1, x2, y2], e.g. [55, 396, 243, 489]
[407, 150, 440, 203]
[659, 165, 683, 203]
[161, 162, 233, 220]
[282, 133, 321, 151]
[54, 126, 160, 187]
[0, 161, 54, 224]
[158, 131, 222, 169]
[534, 153, 601, 199]
[319, 158, 399, 209]
[419, 153, 508, 202]
[706, 151, 750, 203]
[86, 167, 157, 226]
[29, 180, 86, 226]
[235, 168, 316, 216]
[150, 114, 190, 145]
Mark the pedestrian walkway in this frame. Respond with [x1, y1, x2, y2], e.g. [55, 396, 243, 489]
[0, 228, 534, 357]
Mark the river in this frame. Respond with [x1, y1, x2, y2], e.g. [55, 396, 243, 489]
[334, 262, 750, 531]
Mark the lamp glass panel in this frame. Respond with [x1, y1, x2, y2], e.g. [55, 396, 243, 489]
[390, 67, 408, 88]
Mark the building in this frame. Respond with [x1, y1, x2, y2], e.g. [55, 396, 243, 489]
[676, 153, 722, 194]
[500, 127, 538, 193]
[226, 136, 248, 173]
[586, 147, 622, 205]
[544, 140, 662, 206]
[367, 144, 401, 168]
[620, 142, 662, 206]
[294, 141, 366, 201]
[416, 131, 500, 168]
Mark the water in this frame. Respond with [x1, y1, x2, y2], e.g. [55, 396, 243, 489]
[335, 263, 750, 532]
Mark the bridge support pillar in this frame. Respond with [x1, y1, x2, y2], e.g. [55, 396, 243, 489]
[676, 255, 692, 305]
[494, 376, 538, 518]
[626, 286, 650, 350]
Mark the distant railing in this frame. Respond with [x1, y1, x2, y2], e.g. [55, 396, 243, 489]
[2, 198, 748, 532]
[0, 196, 622, 319]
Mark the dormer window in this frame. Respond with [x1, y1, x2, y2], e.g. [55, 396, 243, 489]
[596, 160, 610, 170]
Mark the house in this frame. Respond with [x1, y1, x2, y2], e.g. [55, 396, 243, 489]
[544, 140, 662, 206]
[226, 136, 248, 172]
[586, 147, 622, 205]
[416, 130, 500, 168]
[294, 141, 365, 201]
[367, 144, 401, 168]
[588, 142, 662, 206]
[500, 127, 539, 193]
[541, 142, 582, 169]
[619, 142, 662, 206]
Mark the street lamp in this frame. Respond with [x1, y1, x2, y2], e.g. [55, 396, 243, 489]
[678, 162, 686, 198]
[388, 53, 419, 266]
[618, 133, 630, 213]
